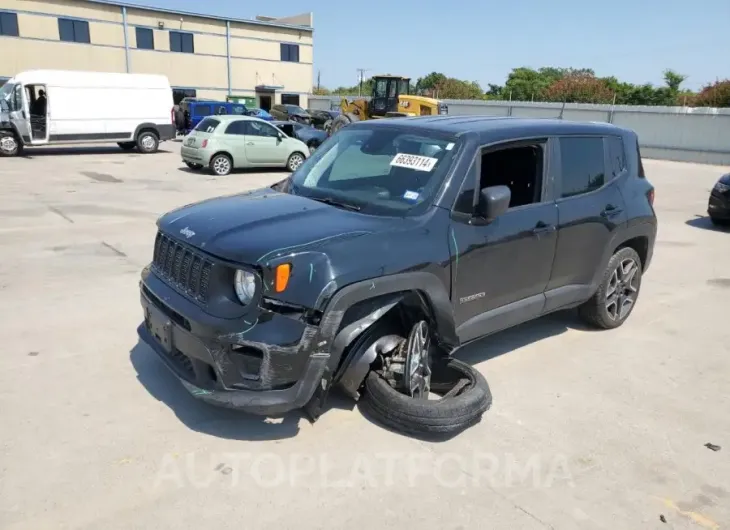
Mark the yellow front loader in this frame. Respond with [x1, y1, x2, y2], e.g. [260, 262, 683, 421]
[327, 75, 448, 136]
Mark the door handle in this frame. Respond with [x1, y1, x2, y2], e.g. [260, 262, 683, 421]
[246, 142, 254, 146]
[532, 222, 555, 236]
[601, 204, 623, 217]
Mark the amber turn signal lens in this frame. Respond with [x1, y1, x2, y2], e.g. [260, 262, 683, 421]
[275, 263, 291, 292]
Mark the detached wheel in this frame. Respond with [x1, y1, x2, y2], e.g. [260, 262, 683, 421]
[209, 153, 232, 176]
[0, 132, 21, 157]
[286, 152, 305, 172]
[329, 113, 357, 136]
[362, 320, 492, 437]
[118, 141, 135, 151]
[136, 131, 159, 154]
[578, 246, 642, 329]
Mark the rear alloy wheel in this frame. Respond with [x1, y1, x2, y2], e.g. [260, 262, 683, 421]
[287, 152, 305, 172]
[136, 131, 159, 154]
[0, 132, 20, 157]
[578, 247, 642, 329]
[210, 154, 232, 176]
[361, 320, 492, 438]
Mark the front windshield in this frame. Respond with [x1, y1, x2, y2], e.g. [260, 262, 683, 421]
[0, 82, 14, 110]
[289, 126, 460, 216]
[286, 105, 306, 114]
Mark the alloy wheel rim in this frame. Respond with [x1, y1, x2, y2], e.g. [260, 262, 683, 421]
[0, 136, 17, 153]
[404, 320, 432, 399]
[290, 154, 303, 170]
[141, 135, 155, 150]
[605, 258, 639, 321]
[213, 157, 230, 175]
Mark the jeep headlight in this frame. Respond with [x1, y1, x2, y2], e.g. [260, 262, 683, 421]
[234, 270, 257, 304]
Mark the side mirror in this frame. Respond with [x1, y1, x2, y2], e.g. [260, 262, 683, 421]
[477, 185, 511, 221]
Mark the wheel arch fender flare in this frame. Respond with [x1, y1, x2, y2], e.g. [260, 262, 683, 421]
[1, 123, 26, 145]
[315, 272, 458, 385]
[134, 123, 160, 140]
[591, 221, 656, 289]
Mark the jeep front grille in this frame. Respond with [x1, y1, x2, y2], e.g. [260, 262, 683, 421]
[152, 232, 212, 303]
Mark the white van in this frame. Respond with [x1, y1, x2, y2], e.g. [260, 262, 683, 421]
[0, 70, 175, 156]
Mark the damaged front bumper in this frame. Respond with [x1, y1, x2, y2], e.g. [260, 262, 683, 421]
[138, 266, 330, 416]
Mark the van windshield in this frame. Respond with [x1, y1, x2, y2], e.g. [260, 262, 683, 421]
[0, 83, 14, 109]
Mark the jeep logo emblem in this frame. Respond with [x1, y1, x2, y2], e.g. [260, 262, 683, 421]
[179, 227, 195, 239]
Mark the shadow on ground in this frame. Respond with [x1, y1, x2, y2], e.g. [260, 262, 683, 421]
[357, 309, 591, 442]
[22, 146, 171, 157]
[177, 165, 290, 176]
[685, 215, 730, 232]
[130, 340, 354, 440]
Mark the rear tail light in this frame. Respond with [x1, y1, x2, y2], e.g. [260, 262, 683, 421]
[647, 188, 655, 207]
[171, 107, 175, 124]
[201, 139, 208, 148]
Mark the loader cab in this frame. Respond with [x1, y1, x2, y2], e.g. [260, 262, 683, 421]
[370, 75, 410, 117]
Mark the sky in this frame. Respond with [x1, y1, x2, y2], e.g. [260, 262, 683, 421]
[124, 0, 729, 91]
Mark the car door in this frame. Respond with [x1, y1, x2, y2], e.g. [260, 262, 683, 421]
[544, 135, 628, 312]
[451, 139, 559, 343]
[243, 120, 288, 164]
[220, 119, 248, 168]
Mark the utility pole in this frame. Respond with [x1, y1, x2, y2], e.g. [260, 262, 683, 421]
[317, 70, 321, 91]
[356, 68, 370, 97]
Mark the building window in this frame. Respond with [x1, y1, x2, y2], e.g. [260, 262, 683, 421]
[0, 11, 19, 37]
[169, 31, 194, 53]
[280, 43, 299, 62]
[281, 94, 300, 106]
[172, 88, 196, 105]
[135, 27, 154, 50]
[58, 18, 90, 43]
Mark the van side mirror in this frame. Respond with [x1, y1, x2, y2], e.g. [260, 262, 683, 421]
[477, 185, 511, 220]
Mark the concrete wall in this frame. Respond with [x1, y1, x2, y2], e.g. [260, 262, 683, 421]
[310, 96, 730, 165]
[0, 0, 313, 108]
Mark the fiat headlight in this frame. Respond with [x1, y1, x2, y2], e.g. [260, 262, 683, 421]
[234, 270, 257, 304]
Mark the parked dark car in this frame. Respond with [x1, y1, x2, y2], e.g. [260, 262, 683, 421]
[138, 117, 656, 437]
[707, 172, 730, 226]
[308, 109, 340, 130]
[269, 104, 312, 125]
[271, 120, 328, 153]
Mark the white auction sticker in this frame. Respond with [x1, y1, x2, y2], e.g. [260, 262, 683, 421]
[390, 153, 438, 172]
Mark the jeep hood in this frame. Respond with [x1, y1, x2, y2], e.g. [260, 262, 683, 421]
[157, 188, 394, 265]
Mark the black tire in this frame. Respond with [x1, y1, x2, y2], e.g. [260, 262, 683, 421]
[209, 153, 232, 176]
[117, 141, 135, 150]
[329, 113, 356, 136]
[578, 246, 642, 329]
[286, 151, 306, 172]
[136, 130, 159, 154]
[185, 161, 203, 170]
[307, 141, 318, 154]
[362, 357, 492, 437]
[0, 131, 21, 157]
[174, 109, 185, 130]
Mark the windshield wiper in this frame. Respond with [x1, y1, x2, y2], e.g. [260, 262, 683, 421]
[309, 196, 361, 212]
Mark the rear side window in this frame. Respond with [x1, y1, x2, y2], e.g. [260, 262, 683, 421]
[559, 137, 606, 198]
[607, 135, 627, 178]
[636, 140, 646, 178]
[224, 120, 245, 135]
[194, 118, 220, 133]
